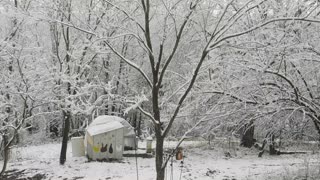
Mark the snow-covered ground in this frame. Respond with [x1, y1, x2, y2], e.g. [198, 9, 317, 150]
[3, 140, 320, 180]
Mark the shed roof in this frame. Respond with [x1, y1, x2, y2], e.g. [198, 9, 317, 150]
[91, 115, 135, 137]
[87, 121, 124, 136]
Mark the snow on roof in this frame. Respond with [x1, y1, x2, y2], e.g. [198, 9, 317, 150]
[90, 115, 135, 136]
[87, 121, 123, 136]
[91, 115, 130, 127]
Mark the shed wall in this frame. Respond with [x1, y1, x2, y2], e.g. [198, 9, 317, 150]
[88, 128, 124, 160]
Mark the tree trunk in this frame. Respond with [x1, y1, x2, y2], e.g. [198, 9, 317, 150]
[0, 134, 9, 177]
[155, 133, 165, 180]
[269, 134, 279, 155]
[60, 110, 70, 165]
[240, 122, 255, 148]
[311, 117, 320, 145]
[137, 111, 142, 137]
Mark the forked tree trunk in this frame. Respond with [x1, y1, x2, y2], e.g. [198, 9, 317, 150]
[60, 110, 70, 165]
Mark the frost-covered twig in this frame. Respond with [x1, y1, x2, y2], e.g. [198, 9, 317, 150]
[103, 0, 145, 32]
[209, 17, 320, 50]
[104, 40, 153, 88]
[138, 106, 159, 125]
[162, 96, 226, 169]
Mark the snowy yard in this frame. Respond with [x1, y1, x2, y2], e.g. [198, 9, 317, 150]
[2, 140, 320, 180]
[2, 0, 320, 180]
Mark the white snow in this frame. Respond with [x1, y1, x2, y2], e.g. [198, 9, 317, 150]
[91, 115, 135, 137]
[87, 121, 124, 136]
[3, 141, 320, 180]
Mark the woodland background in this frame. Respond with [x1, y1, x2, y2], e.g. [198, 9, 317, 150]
[1, 0, 320, 179]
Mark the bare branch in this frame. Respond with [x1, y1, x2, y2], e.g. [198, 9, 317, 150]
[265, 70, 300, 101]
[138, 106, 160, 125]
[104, 0, 145, 32]
[161, 95, 226, 169]
[209, 17, 320, 50]
[141, 0, 156, 73]
[162, 48, 209, 137]
[51, 19, 96, 36]
[290, 62, 314, 99]
[161, 79, 190, 107]
[95, 33, 153, 55]
[103, 40, 153, 87]
[158, 3, 199, 87]
[212, 0, 237, 36]
[214, 0, 266, 41]
[202, 90, 257, 104]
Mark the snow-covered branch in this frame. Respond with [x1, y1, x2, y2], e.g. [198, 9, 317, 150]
[103, 40, 153, 88]
[209, 17, 320, 50]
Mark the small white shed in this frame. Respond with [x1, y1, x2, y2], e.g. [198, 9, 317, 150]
[91, 115, 137, 150]
[86, 121, 124, 160]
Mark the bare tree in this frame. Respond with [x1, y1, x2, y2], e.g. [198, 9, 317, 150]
[100, 1, 320, 179]
[7, 0, 320, 179]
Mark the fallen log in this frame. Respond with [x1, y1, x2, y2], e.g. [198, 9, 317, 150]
[278, 151, 307, 155]
[254, 143, 307, 157]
